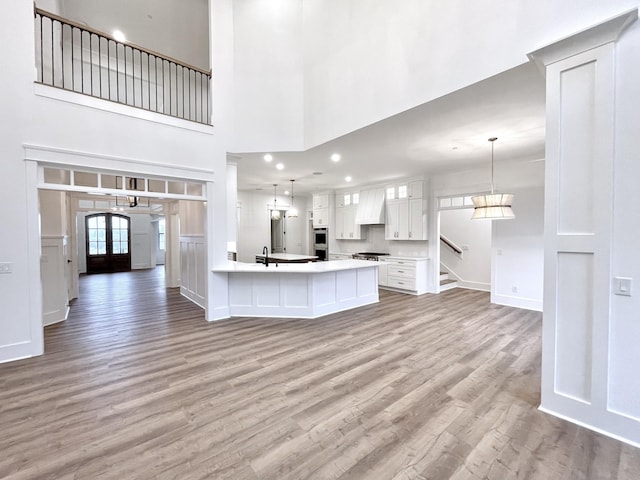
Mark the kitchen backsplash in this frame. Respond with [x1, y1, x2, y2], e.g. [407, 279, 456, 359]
[330, 225, 429, 257]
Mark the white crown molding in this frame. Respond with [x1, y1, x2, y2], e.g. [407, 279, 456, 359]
[527, 8, 638, 73]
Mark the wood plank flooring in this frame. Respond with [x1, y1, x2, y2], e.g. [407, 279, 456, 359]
[1, 267, 638, 479]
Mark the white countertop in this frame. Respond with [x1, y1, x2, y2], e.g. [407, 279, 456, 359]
[254, 253, 319, 261]
[213, 259, 379, 273]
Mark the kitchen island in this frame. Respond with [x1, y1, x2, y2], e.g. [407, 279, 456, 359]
[212, 259, 379, 318]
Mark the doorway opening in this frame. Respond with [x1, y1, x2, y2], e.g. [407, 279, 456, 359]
[436, 194, 492, 293]
[37, 164, 209, 339]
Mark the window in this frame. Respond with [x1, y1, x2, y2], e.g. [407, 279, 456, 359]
[352, 192, 359, 204]
[398, 185, 408, 199]
[87, 215, 107, 255]
[111, 216, 129, 254]
[158, 218, 166, 250]
[386, 187, 395, 200]
[344, 193, 351, 206]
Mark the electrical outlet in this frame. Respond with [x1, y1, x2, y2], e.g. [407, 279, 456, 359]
[0, 262, 12, 274]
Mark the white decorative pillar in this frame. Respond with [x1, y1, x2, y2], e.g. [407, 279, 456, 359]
[528, 9, 638, 446]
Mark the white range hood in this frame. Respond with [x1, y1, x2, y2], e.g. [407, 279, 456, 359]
[355, 187, 385, 224]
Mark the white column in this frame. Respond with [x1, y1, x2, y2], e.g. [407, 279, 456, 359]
[528, 9, 639, 446]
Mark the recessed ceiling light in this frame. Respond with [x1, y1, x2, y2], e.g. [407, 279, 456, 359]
[345, 176, 352, 182]
[284, 190, 290, 195]
[331, 153, 341, 162]
[276, 163, 284, 170]
[263, 154, 273, 162]
[113, 30, 127, 42]
[312, 171, 323, 175]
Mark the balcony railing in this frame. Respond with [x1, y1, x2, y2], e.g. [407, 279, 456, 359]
[34, 7, 212, 125]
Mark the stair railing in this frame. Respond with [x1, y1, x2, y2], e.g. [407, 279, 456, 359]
[34, 7, 212, 125]
[440, 235, 463, 256]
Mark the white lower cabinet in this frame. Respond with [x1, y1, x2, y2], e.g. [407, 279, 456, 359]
[379, 257, 428, 295]
[378, 262, 388, 287]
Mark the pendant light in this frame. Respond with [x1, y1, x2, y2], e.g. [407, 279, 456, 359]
[471, 137, 515, 220]
[288, 179, 298, 218]
[270, 184, 281, 220]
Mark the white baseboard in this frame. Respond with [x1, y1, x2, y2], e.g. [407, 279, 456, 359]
[457, 280, 490, 291]
[180, 287, 205, 309]
[440, 262, 490, 292]
[0, 341, 39, 364]
[209, 306, 231, 321]
[539, 406, 640, 449]
[492, 293, 543, 311]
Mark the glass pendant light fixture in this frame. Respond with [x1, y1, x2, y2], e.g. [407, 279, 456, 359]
[288, 179, 298, 218]
[471, 137, 515, 220]
[270, 184, 281, 220]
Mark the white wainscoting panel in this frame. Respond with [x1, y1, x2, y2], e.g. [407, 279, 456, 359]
[179, 235, 205, 308]
[41, 236, 69, 326]
[336, 269, 357, 301]
[555, 252, 594, 403]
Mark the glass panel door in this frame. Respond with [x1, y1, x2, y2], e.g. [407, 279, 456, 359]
[86, 213, 131, 273]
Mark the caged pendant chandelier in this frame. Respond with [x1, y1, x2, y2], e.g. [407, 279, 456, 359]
[288, 179, 298, 218]
[270, 184, 281, 220]
[471, 137, 515, 220]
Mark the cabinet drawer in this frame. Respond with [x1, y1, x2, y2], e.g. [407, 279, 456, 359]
[388, 265, 415, 278]
[388, 259, 416, 267]
[387, 275, 416, 290]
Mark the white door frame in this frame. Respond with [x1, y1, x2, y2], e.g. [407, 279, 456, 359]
[24, 145, 217, 358]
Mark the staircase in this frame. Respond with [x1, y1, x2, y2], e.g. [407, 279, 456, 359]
[439, 270, 458, 291]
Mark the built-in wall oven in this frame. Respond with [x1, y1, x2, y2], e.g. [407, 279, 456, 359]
[313, 228, 328, 261]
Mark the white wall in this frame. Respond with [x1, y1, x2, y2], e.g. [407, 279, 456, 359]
[301, 0, 640, 149]
[226, 0, 640, 152]
[492, 187, 544, 311]
[440, 209, 492, 291]
[231, 0, 304, 152]
[608, 15, 640, 424]
[0, 1, 45, 362]
[50, 0, 210, 70]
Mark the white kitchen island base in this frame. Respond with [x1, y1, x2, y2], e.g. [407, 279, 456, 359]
[213, 260, 379, 318]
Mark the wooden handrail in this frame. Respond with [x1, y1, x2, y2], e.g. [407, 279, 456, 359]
[440, 235, 463, 255]
[34, 7, 212, 76]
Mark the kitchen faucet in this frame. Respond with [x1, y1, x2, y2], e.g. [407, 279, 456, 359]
[262, 246, 269, 267]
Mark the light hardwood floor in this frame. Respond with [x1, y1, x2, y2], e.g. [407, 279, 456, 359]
[1, 267, 638, 479]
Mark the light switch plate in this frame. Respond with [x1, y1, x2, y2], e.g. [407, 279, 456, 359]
[614, 277, 632, 296]
[0, 262, 12, 274]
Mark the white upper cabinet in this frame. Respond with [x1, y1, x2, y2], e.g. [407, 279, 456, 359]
[313, 194, 330, 227]
[385, 180, 426, 240]
[335, 191, 364, 239]
[313, 194, 329, 210]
